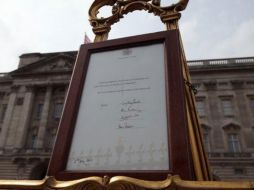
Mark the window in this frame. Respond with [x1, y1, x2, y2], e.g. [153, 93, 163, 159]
[234, 168, 245, 175]
[53, 103, 63, 119]
[36, 104, 43, 118]
[30, 135, 37, 149]
[0, 104, 7, 122]
[196, 99, 206, 117]
[228, 133, 241, 153]
[203, 133, 211, 152]
[201, 124, 211, 152]
[48, 134, 56, 149]
[16, 97, 24, 105]
[27, 128, 38, 149]
[47, 128, 57, 149]
[250, 98, 254, 113]
[221, 99, 234, 116]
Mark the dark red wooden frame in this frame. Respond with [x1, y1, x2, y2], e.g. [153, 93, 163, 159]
[47, 30, 194, 181]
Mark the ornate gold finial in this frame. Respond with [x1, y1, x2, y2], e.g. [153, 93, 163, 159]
[102, 175, 110, 186]
[88, 0, 189, 42]
[152, 0, 161, 6]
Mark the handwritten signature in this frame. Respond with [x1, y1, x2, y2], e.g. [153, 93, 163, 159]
[118, 122, 135, 129]
[73, 158, 93, 166]
[120, 113, 140, 121]
[118, 98, 143, 129]
[120, 106, 142, 113]
[121, 98, 141, 106]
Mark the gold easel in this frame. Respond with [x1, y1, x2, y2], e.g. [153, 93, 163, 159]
[89, 0, 210, 181]
[0, 1, 253, 189]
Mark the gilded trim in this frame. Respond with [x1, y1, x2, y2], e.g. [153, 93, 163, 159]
[1, 176, 253, 190]
[88, 0, 189, 41]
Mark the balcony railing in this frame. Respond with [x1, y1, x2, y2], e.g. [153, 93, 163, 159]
[0, 73, 7, 77]
[207, 152, 253, 158]
[187, 57, 254, 67]
[0, 73, 11, 80]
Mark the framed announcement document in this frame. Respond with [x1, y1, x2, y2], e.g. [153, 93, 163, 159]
[48, 30, 194, 180]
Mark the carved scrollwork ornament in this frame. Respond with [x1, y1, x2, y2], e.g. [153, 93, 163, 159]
[1, 175, 254, 190]
[88, 0, 189, 42]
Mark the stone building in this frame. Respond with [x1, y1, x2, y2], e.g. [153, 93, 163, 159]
[0, 52, 76, 179]
[0, 52, 253, 180]
[189, 58, 254, 180]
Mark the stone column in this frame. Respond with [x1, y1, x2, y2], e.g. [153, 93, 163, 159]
[14, 85, 35, 149]
[0, 86, 18, 150]
[35, 86, 52, 149]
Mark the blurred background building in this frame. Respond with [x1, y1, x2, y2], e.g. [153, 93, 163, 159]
[0, 52, 253, 180]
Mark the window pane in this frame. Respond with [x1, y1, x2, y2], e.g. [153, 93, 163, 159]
[36, 104, 43, 118]
[53, 103, 63, 119]
[27, 128, 37, 149]
[196, 100, 206, 116]
[16, 97, 24, 105]
[30, 135, 37, 149]
[228, 134, 240, 152]
[0, 104, 7, 122]
[46, 128, 57, 149]
[234, 168, 245, 175]
[203, 133, 210, 152]
[222, 99, 233, 116]
[48, 134, 56, 148]
[250, 98, 254, 113]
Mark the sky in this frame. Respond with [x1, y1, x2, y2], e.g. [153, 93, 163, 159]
[0, 0, 253, 72]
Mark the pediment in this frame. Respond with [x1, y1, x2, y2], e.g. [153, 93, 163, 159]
[200, 124, 211, 131]
[11, 54, 75, 75]
[222, 121, 241, 130]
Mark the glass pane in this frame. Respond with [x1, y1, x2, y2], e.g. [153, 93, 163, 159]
[0, 104, 7, 122]
[53, 103, 63, 119]
[228, 134, 240, 153]
[222, 99, 233, 115]
[196, 100, 205, 116]
[36, 104, 43, 118]
[203, 133, 210, 152]
[67, 43, 170, 171]
[250, 98, 254, 112]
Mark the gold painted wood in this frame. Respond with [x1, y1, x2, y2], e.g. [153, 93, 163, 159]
[1, 175, 254, 190]
[89, 0, 189, 42]
[179, 31, 212, 180]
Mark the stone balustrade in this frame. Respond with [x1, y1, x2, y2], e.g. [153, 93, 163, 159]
[207, 152, 254, 158]
[0, 73, 10, 80]
[187, 57, 254, 67]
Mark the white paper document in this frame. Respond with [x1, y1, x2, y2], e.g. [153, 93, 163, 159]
[66, 43, 169, 170]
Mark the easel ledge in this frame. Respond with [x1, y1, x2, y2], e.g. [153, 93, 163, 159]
[0, 175, 254, 190]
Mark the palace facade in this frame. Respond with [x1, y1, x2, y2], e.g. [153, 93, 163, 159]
[0, 52, 253, 180]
